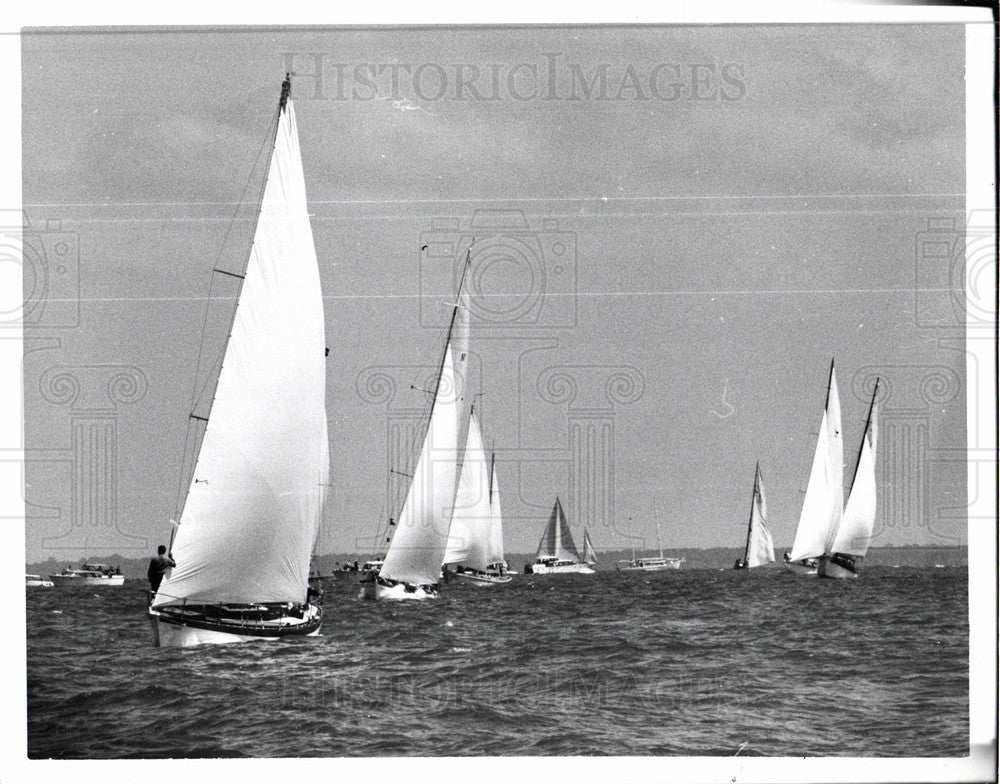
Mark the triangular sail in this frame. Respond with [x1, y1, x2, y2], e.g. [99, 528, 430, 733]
[444, 411, 492, 572]
[788, 363, 844, 562]
[486, 453, 505, 566]
[535, 498, 582, 562]
[744, 465, 775, 567]
[828, 387, 879, 557]
[153, 98, 329, 608]
[380, 272, 471, 585]
[583, 529, 599, 565]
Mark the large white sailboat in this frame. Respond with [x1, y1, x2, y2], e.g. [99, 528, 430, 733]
[524, 498, 595, 574]
[362, 257, 471, 600]
[444, 410, 513, 585]
[784, 360, 844, 576]
[734, 462, 775, 570]
[149, 76, 330, 646]
[819, 379, 879, 579]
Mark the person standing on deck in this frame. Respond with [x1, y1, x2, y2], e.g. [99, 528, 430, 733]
[147, 545, 176, 593]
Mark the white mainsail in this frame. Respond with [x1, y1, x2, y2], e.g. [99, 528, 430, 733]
[443, 410, 493, 572]
[153, 98, 329, 608]
[536, 498, 582, 562]
[744, 464, 775, 568]
[486, 452, 505, 566]
[788, 362, 844, 563]
[379, 272, 471, 586]
[583, 529, 599, 566]
[828, 385, 879, 557]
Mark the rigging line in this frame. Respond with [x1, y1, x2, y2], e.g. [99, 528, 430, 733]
[172, 85, 287, 533]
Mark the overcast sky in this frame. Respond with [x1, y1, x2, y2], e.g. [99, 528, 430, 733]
[21, 24, 967, 561]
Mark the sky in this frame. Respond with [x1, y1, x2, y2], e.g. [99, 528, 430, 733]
[20, 24, 970, 562]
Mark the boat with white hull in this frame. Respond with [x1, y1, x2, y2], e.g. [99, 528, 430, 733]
[784, 360, 843, 576]
[618, 509, 683, 571]
[149, 76, 330, 645]
[50, 564, 124, 586]
[362, 254, 472, 601]
[26, 574, 55, 588]
[818, 379, 879, 579]
[734, 462, 775, 570]
[524, 499, 595, 575]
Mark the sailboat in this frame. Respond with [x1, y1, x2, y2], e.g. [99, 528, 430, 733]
[819, 379, 879, 578]
[523, 498, 595, 574]
[361, 256, 471, 600]
[783, 360, 844, 576]
[617, 508, 684, 571]
[149, 75, 329, 646]
[443, 408, 512, 585]
[734, 462, 775, 569]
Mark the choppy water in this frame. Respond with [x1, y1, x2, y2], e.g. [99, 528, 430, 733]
[27, 567, 967, 758]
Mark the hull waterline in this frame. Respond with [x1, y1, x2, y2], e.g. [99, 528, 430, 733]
[148, 603, 322, 647]
[360, 580, 439, 600]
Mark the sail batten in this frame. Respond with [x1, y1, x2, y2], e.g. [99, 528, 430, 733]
[153, 98, 329, 608]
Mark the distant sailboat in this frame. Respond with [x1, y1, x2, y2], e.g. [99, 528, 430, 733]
[362, 255, 471, 600]
[149, 75, 329, 645]
[618, 508, 684, 571]
[819, 379, 879, 579]
[784, 360, 844, 576]
[734, 462, 775, 569]
[524, 498, 595, 574]
[443, 408, 512, 585]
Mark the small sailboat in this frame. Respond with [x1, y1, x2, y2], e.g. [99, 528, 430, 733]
[362, 256, 471, 600]
[734, 462, 775, 569]
[819, 379, 879, 578]
[443, 408, 512, 585]
[149, 76, 329, 645]
[524, 498, 595, 574]
[617, 509, 684, 571]
[784, 360, 843, 576]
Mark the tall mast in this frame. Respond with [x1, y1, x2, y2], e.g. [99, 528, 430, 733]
[654, 503, 663, 559]
[824, 357, 836, 410]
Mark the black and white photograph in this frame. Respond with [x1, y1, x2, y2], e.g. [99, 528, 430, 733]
[4, 3, 996, 781]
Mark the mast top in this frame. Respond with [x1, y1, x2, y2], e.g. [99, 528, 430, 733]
[280, 73, 291, 111]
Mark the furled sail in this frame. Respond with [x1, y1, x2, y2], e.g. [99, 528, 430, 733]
[535, 498, 582, 562]
[744, 464, 775, 567]
[443, 410, 492, 572]
[583, 529, 599, 566]
[153, 98, 329, 608]
[788, 363, 844, 562]
[828, 385, 879, 557]
[380, 275, 471, 585]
